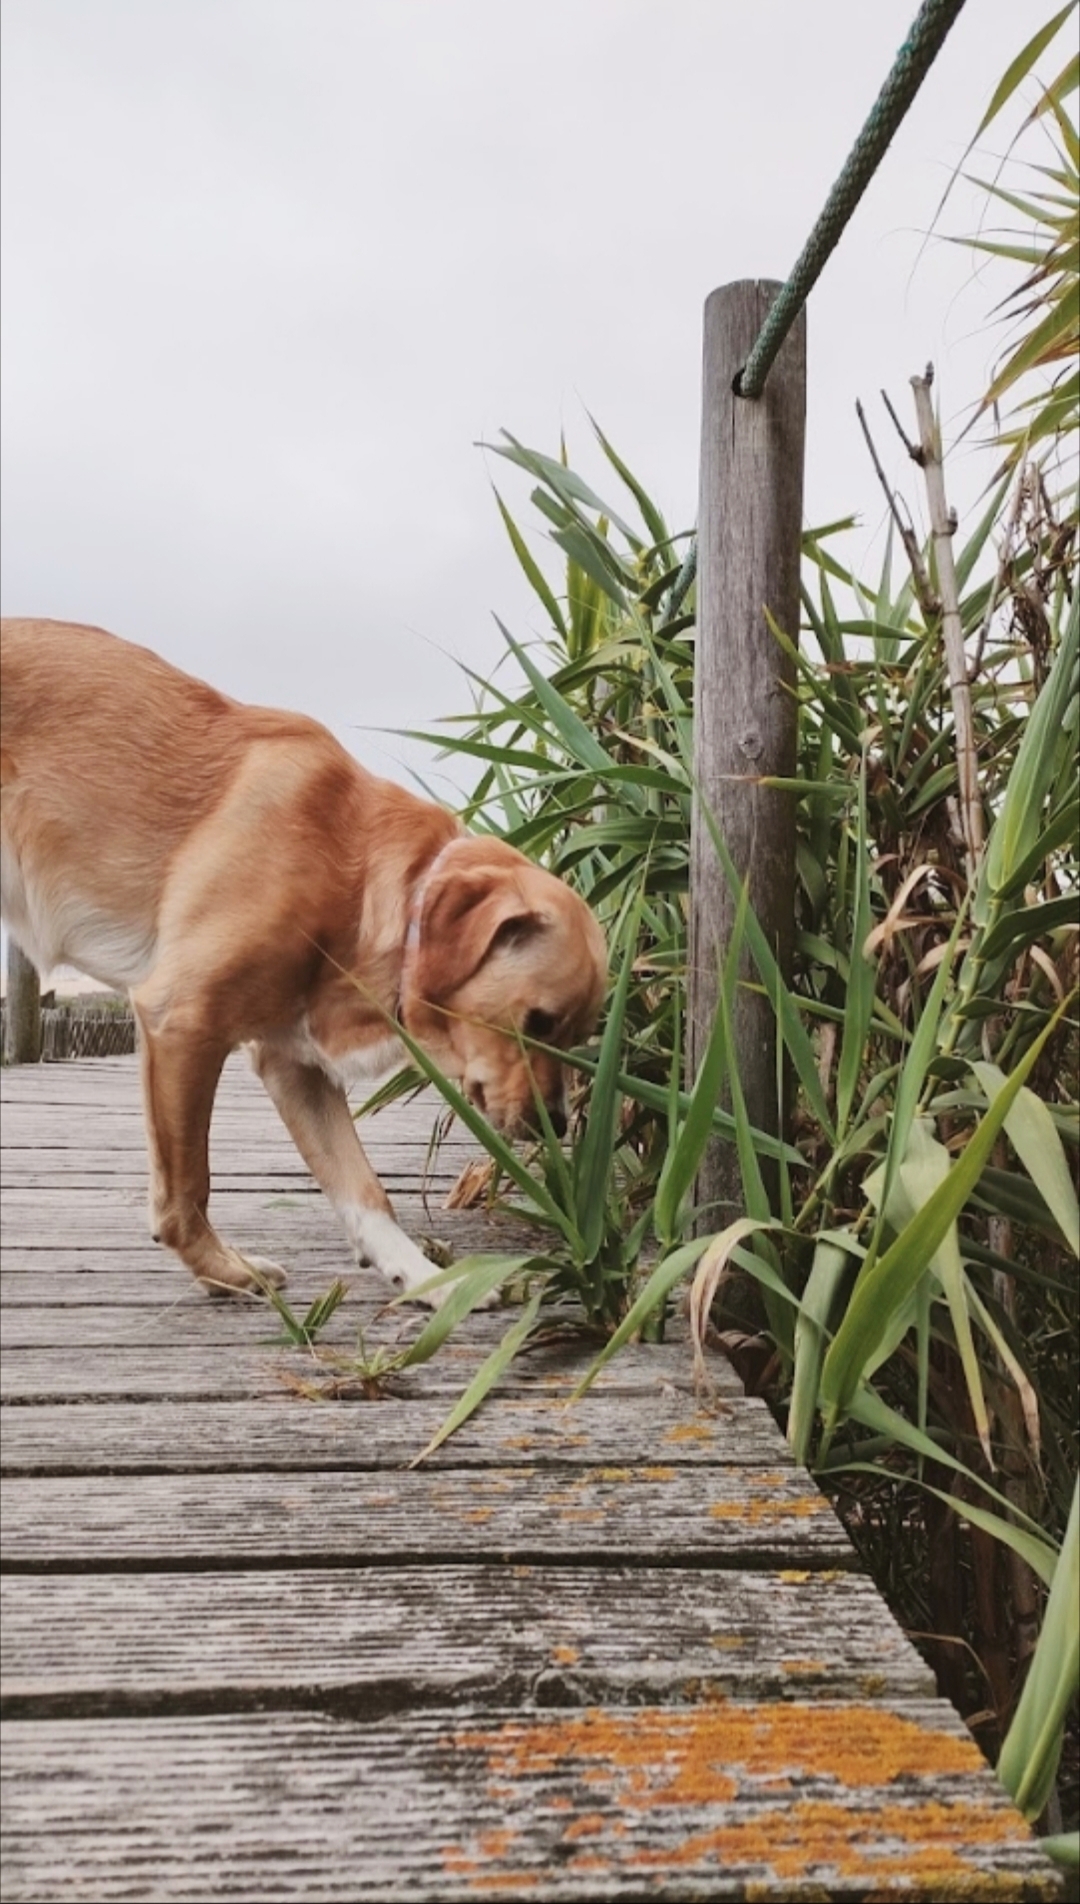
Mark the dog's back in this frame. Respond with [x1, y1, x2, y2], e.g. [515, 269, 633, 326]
[0, 618, 344, 987]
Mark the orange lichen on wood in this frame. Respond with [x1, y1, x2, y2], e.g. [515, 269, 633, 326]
[476, 1828, 517, 1859]
[550, 1645, 580, 1666]
[466, 1874, 542, 1891]
[453, 1704, 987, 1804]
[709, 1494, 830, 1524]
[629, 1796, 1026, 1880]
[663, 1420, 716, 1443]
[444, 1707, 1038, 1892]
[562, 1813, 608, 1841]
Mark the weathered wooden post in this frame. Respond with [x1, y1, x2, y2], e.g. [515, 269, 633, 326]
[3, 940, 43, 1065]
[689, 281, 806, 1225]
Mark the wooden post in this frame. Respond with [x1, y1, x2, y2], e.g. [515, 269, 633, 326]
[689, 281, 806, 1227]
[4, 940, 43, 1065]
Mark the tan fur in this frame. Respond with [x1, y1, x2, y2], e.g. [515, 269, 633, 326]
[0, 618, 607, 1302]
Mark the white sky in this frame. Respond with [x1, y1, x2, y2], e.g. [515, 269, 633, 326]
[0, 0, 1050, 820]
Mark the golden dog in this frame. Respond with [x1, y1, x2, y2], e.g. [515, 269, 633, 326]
[0, 619, 607, 1302]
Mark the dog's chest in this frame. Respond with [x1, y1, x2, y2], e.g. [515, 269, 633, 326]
[288, 1019, 405, 1094]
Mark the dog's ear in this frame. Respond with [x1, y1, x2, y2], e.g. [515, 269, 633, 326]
[414, 870, 543, 1005]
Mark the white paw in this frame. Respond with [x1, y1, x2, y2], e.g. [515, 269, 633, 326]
[341, 1208, 456, 1307]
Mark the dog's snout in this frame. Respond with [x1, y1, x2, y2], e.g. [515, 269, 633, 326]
[521, 1099, 566, 1140]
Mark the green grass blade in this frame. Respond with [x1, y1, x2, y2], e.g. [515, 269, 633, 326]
[971, 1062, 1080, 1255]
[395, 1255, 535, 1363]
[653, 966, 727, 1248]
[922, 1488, 1060, 1588]
[573, 904, 637, 1260]
[587, 414, 670, 549]
[385, 1003, 583, 1249]
[835, 757, 875, 1138]
[694, 791, 835, 1144]
[976, 3, 1078, 135]
[408, 1290, 544, 1465]
[820, 997, 1074, 1428]
[570, 1236, 715, 1399]
[788, 1238, 851, 1465]
[492, 487, 568, 643]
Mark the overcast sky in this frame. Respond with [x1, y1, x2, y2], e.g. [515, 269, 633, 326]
[0, 0, 1045, 807]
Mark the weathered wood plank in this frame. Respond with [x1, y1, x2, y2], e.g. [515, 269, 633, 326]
[0, 1565, 934, 1711]
[0, 1394, 785, 1473]
[0, 1466, 850, 1569]
[0, 1285, 568, 1346]
[0, 1262, 416, 1302]
[3, 1047, 1056, 1901]
[0, 1706, 1056, 1902]
[0, 1337, 738, 1403]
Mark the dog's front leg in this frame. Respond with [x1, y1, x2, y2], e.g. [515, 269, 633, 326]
[135, 1009, 287, 1296]
[250, 1043, 449, 1306]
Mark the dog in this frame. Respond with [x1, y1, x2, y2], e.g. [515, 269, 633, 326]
[0, 618, 607, 1303]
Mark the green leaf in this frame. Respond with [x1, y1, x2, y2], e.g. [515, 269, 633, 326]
[788, 1238, 851, 1465]
[588, 414, 670, 550]
[835, 757, 876, 1139]
[977, 5, 1079, 136]
[820, 997, 1074, 1429]
[653, 966, 728, 1248]
[384, 999, 583, 1248]
[693, 788, 836, 1144]
[492, 487, 568, 643]
[998, 1481, 1078, 1820]
[570, 1235, 715, 1398]
[1039, 1833, 1080, 1870]
[408, 1290, 544, 1465]
[395, 1255, 534, 1363]
[922, 1487, 1060, 1588]
[572, 908, 636, 1263]
[970, 1062, 1080, 1254]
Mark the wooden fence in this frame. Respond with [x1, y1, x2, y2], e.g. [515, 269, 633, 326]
[1, 1003, 137, 1064]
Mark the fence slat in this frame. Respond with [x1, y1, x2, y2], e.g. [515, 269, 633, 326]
[2, 1003, 136, 1063]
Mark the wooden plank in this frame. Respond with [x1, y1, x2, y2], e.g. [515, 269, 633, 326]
[0, 1466, 851, 1569]
[0, 1262, 396, 1302]
[0, 1338, 738, 1404]
[0, 1275, 565, 1341]
[0, 1394, 786, 1473]
[0, 1565, 934, 1710]
[0, 1705, 1056, 1902]
[0, 1196, 540, 1266]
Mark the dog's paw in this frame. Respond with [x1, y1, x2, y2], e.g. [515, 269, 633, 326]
[199, 1252, 289, 1299]
[344, 1208, 466, 1308]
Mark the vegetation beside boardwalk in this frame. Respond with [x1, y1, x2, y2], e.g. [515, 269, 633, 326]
[379, 8, 1077, 1862]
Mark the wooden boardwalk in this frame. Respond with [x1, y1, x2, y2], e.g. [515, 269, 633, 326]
[0, 1055, 1061, 1900]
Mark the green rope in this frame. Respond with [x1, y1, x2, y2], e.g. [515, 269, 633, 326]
[739, 0, 968, 400]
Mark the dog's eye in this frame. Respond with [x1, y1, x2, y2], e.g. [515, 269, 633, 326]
[524, 1009, 556, 1041]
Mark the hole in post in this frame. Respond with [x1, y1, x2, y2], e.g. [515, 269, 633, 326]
[732, 368, 747, 397]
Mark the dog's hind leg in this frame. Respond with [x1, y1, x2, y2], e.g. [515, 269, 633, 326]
[134, 1005, 287, 1296]
[250, 1042, 448, 1306]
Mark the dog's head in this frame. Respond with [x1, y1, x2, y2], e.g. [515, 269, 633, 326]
[400, 836, 607, 1138]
